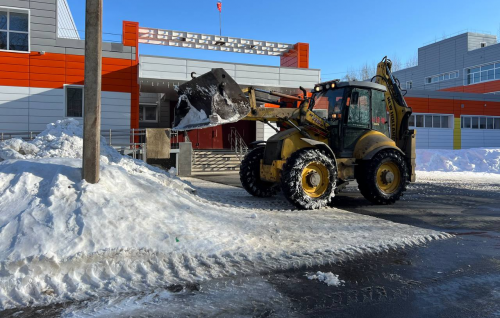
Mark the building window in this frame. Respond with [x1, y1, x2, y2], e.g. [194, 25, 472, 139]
[425, 71, 459, 84]
[465, 62, 500, 85]
[480, 42, 486, 48]
[65, 86, 83, 118]
[409, 114, 452, 129]
[461, 116, 500, 130]
[406, 81, 413, 89]
[139, 104, 158, 122]
[0, 7, 29, 52]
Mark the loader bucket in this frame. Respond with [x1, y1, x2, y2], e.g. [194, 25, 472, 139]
[172, 68, 251, 130]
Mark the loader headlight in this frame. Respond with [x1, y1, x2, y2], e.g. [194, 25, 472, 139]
[324, 83, 335, 89]
[314, 86, 322, 92]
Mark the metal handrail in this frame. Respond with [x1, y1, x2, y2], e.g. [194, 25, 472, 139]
[229, 127, 248, 161]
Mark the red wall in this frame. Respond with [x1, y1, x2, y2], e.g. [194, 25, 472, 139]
[405, 97, 500, 118]
[0, 21, 140, 131]
[440, 79, 500, 94]
[280, 43, 309, 68]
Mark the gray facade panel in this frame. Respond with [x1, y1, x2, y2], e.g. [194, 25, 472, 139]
[31, 43, 64, 53]
[29, 1, 55, 10]
[0, 0, 29, 8]
[31, 8, 55, 18]
[31, 22, 55, 32]
[31, 15, 55, 25]
[395, 32, 500, 93]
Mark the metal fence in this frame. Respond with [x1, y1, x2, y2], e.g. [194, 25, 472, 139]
[0, 129, 179, 160]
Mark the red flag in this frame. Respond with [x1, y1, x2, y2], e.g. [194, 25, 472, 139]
[217, 1, 222, 12]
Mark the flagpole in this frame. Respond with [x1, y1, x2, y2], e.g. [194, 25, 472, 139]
[219, 9, 221, 36]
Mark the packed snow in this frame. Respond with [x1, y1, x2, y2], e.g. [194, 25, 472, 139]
[416, 148, 500, 174]
[307, 271, 345, 287]
[174, 94, 210, 130]
[0, 119, 451, 310]
[173, 84, 248, 130]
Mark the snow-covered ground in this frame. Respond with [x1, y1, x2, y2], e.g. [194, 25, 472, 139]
[0, 120, 451, 310]
[417, 148, 500, 174]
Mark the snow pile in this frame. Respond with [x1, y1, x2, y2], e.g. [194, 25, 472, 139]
[307, 271, 344, 287]
[416, 148, 500, 173]
[0, 119, 451, 309]
[0, 119, 190, 193]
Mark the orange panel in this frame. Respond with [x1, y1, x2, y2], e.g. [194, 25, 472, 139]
[65, 76, 85, 84]
[65, 55, 85, 63]
[102, 64, 131, 72]
[103, 70, 132, 80]
[66, 61, 85, 70]
[30, 65, 65, 75]
[0, 71, 29, 80]
[102, 77, 132, 86]
[0, 79, 29, 86]
[1, 57, 29, 66]
[30, 73, 65, 82]
[30, 59, 65, 68]
[441, 79, 500, 94]
[103, 57, 132, 66]
[1, 64, 29, 73]
[0, 51, 30, 59]
[29, 80, 63, 89]
[66, 68, 85, 76]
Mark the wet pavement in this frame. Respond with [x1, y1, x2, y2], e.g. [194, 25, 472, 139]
[2, 174, 500, 317]
[186, 173, 500, 318]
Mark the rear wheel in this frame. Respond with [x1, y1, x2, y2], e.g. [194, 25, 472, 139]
[281, 148, 337, 210]
[356, 150, 408, 205]
[239, 147, 280, 197]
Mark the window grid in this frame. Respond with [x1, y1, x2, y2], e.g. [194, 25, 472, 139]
[465, 61, 500, 85]
[409, 113, 453, 129]
[0, 7, 30, 52]
[139, 104, 158, 123]
[425, 71, 459, 84]
[461, 115, 500, 130]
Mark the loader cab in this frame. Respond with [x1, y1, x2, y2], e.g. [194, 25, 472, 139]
[312, 82, 389, 158]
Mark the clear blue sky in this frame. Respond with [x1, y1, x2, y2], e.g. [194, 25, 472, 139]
[67, 0, 500, 80]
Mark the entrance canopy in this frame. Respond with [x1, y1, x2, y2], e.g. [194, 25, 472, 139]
[138, 27, 295, 56]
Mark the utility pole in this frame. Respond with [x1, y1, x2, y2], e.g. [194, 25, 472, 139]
[82, 0, 102, 183]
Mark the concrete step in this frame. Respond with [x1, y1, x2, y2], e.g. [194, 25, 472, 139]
[191, 170, 240, 176]
[191, 149, 246, 175]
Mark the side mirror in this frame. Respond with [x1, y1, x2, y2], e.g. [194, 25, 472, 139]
[351, 92, 359, 105]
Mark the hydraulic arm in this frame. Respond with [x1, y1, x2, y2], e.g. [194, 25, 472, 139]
[373, 56, 416, 181]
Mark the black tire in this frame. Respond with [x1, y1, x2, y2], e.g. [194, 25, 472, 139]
[281, 148, 337, 210]
[239, 147, 280, 197]
[356, 149, 408, 205]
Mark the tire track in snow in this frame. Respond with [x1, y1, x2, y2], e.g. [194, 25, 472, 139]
[0, 232, 452, 310]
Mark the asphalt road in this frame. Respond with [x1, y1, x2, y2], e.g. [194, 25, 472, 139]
[190, 173, 500, 318]
[3, 173, 499, 317]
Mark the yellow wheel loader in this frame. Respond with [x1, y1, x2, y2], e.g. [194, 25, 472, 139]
[173, 56, 416, 210]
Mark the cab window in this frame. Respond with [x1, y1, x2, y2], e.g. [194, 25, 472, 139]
[371, 90, 390, 136]
[313, 88, 346, 125]
[347, 88, 371, 129]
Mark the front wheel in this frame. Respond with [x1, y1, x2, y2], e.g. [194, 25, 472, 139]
[281, 148, 337, 210]
[356, 150, 408, 205]
[239, 147, 280, 197]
